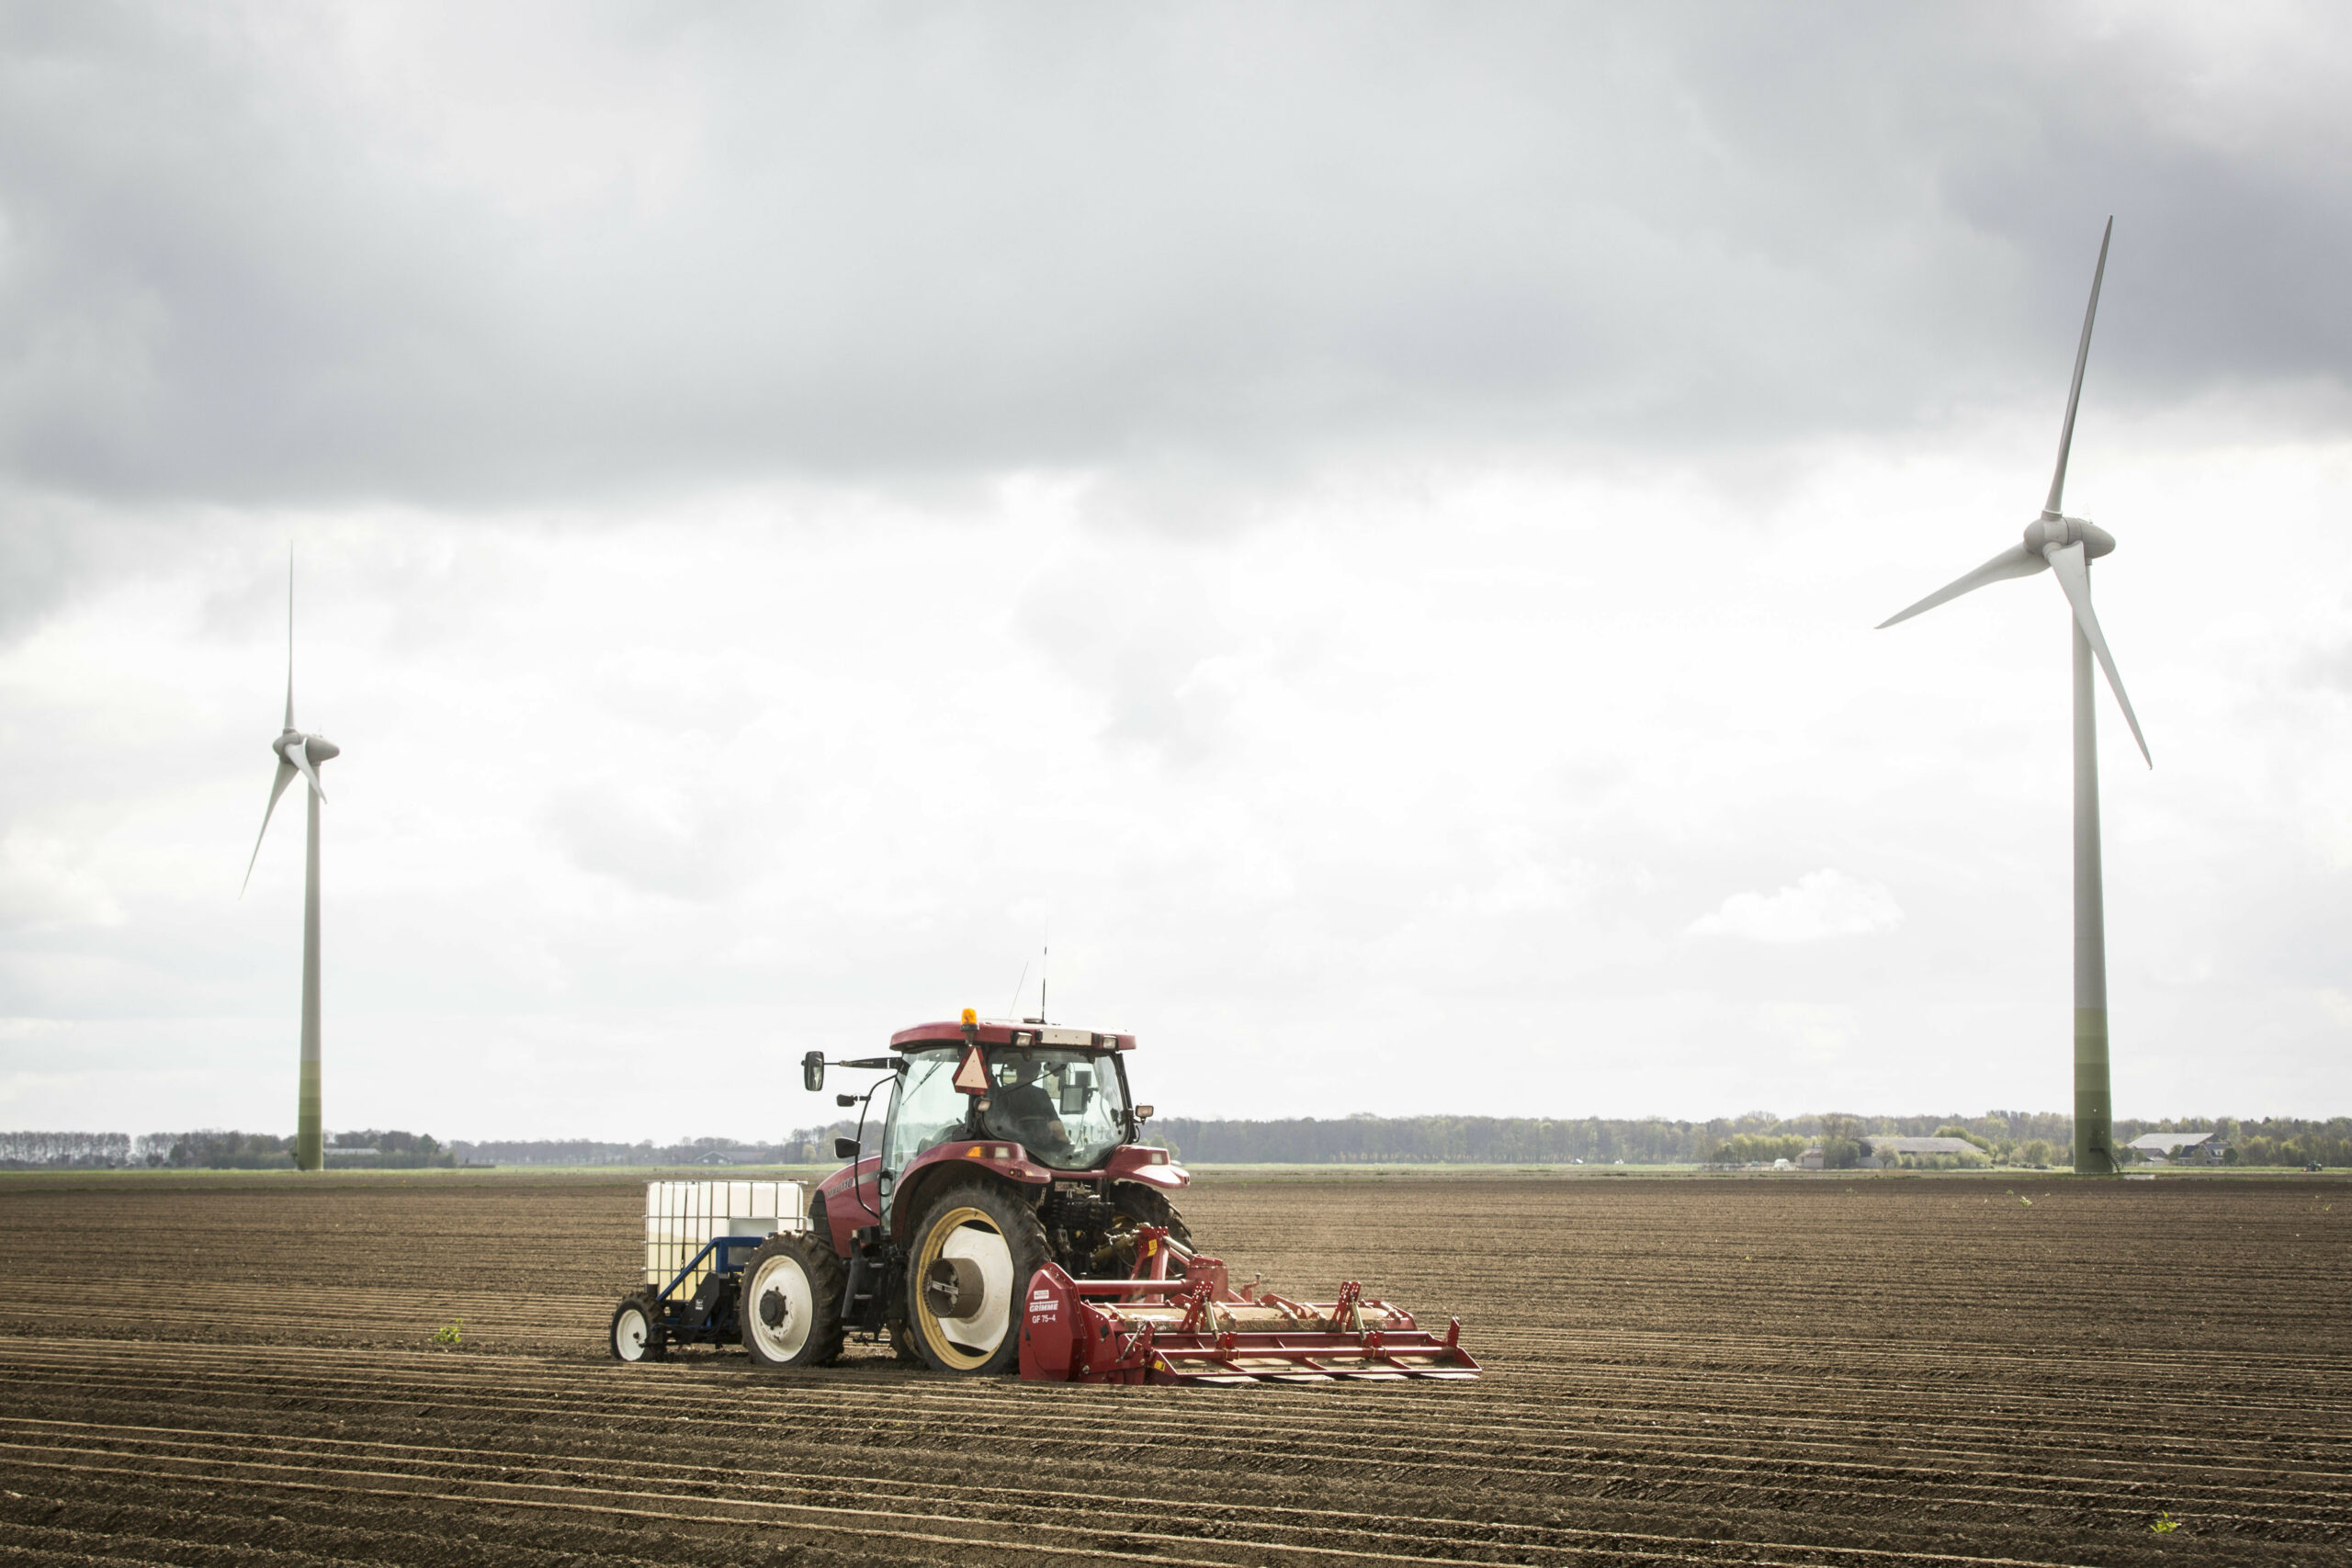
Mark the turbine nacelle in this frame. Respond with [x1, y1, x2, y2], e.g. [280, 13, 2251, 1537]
[274, 732, 340, 768]
[2023, 515, 2113, 560]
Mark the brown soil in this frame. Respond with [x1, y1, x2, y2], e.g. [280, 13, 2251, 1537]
[0, 1170, 2343, 1565]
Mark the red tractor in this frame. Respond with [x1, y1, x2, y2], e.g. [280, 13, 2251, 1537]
[739, 1010, 1188, 1373]
[704, 1010, 1476, 1383]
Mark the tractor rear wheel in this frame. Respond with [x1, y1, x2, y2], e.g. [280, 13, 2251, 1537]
[740, 1234, 844, 1369]
[905, 1181, 1047, 1375]
[609, 1291, 667, 1363]
[1112, 1183, 1194, 1248]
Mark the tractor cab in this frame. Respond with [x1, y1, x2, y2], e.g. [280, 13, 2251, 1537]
[805, 1014, 1169, 1244]
[888, 1023, 1137, 1193]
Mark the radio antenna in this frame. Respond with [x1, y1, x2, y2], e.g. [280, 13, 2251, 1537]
[1006, 960, 1030, 1021]
[1039, 934, 1048, 1024]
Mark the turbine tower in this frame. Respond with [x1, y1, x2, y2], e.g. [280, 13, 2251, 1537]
[1877, 218, 2149, 1178]
[242, 557, 341, 1172]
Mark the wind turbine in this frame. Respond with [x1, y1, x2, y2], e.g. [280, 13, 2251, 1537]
[241, 556, 341, 1173]
[1876, 218, 2148, 1178]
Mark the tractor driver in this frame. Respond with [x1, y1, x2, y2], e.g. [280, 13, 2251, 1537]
[987, 1055, 1075, 1163]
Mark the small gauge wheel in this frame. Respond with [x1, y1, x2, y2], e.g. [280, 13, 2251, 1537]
[609, 1290, 668, 1363]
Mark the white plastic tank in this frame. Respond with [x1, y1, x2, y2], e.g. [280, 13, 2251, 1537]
[644, 1179, 808, 1290]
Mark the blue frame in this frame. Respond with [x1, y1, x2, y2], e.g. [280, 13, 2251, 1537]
[657, 1234, 770, 1303]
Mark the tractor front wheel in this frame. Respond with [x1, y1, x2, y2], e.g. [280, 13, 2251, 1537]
[740, 1234, 845, 1369]
[905, 1181, 1047, 1375]
[609, 1291, 667, 1363]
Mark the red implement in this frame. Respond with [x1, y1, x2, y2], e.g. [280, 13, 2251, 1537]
[1017, 1228, 1479, 1384]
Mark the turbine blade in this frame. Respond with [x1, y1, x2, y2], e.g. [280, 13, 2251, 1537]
[284, 549, 296, 730]
[287, 736, 327, 803]
[1875, 542, 2048, 629]
[2044, 541, 2152, 767]
[2044, 217, 2112, 519]
[240, 758, 299, 895]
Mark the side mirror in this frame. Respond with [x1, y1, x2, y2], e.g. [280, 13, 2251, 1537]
[832, 1136, 860, 1161]
[801, 1051, 825, 1092]
[1133, 1103, 1155, 1122]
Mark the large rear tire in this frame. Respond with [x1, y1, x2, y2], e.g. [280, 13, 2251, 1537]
[1112, 1183, 1193, 1248]
[609, 1290, 668, 1363]
[741, 1234, 845, 1369]
[905, 1181, 1048, 1375]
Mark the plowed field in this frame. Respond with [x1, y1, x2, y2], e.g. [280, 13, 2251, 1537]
[0, 1171, 2344, 1566]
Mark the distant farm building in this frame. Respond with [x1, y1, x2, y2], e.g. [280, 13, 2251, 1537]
[2128, 1132, 2228, 1165]
[1863, 1136, 1988, 1168]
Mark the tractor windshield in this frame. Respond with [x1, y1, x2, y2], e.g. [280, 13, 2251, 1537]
[882, 1050, 974, 1176]
[983, 1048, 1128, 1170]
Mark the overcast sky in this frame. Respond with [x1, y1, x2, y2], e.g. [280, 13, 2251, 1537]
[3, 3, 2347, 1141]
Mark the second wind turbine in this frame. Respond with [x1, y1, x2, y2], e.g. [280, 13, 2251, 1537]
[1877, 219, 2151, 1178]
[242, 560, 341, 1173]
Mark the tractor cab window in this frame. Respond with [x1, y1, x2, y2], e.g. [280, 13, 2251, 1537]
[982, 1049, 1127, 1171]
[882, 1051, 972, 1176]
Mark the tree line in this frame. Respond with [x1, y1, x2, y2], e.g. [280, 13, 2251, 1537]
[7, 1113, 2346, 1169]
[1147, 1111, 2352, 1168]
[0, 1131, 130, 1167]
[447, 1134, 842, 1167]
[1148, 1111, 2068, 1166]
[1, 1129, 455, 1169]
[4, 1123, 862, 1169]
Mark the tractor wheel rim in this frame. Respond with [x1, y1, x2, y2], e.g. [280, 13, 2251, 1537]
[615, 1306, 650, 1361]
[915, 1205, 1014, 1369]
[745, 1253, 813, 1361]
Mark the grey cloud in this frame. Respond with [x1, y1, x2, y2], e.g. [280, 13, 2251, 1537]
[2, 4, 2347, 513]
[2309, 644, 2352, 694]
[541, 778, 772, 902]
[1017, 546, 1252, 763]
[0, 513, 85, 639]
[0, 499, 231, 642]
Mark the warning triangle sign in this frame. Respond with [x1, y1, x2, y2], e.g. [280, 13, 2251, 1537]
[953, 1043, 989, 1095]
